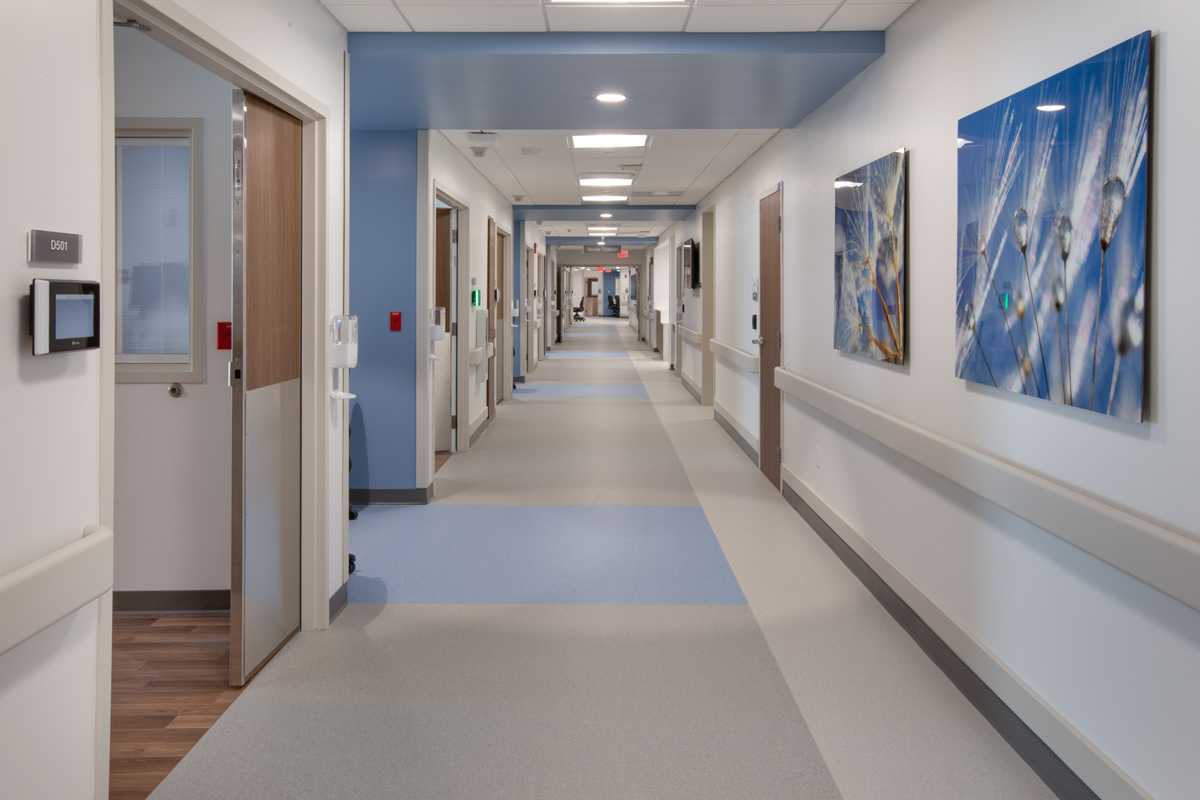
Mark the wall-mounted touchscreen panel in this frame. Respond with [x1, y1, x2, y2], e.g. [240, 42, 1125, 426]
[30, 279, 101, 355]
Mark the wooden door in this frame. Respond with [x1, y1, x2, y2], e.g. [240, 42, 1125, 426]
[230, 90, 302, 686]
[759, 189, 782, 488]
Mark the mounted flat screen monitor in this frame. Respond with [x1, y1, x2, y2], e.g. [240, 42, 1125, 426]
[683, 238, 700, 289]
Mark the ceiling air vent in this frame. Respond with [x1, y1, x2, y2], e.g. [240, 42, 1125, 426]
[632, 191, 683, 198]
[512, 195, 525, 202]
[521, 147, 541, 156]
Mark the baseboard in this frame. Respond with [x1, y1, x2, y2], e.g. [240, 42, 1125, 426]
[713, 401, 758, 465]
[514, 376, 526, 384]
[329, 582, 348, 623]
[681, 372, 701, 403]
[469, 414, 491, 447]
[113, 590, 230, 614]
[349, 486, 431, 505]
[779, 468, 1139, 800]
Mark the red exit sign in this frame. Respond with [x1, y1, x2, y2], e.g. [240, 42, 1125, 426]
[618, 251, 628, 258]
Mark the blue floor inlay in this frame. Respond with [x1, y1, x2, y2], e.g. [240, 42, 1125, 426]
[545, 350, 628, 359]
[348, 505, 746, 605]
[512, 383, 648, 399]
[564, 330, 620, 336]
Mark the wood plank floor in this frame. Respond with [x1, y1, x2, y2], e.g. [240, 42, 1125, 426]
[110, 614, 245, 800]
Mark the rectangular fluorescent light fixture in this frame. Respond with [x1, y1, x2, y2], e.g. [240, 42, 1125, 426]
[582, 195, 628, 202]
[589, 227, 619, 232]
[579, 178, 634, 187]
[572, 134, 647, 149]
[552, 0, 686, 3]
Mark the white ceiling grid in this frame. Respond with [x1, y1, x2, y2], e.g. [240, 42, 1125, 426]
[320, 0, 914, 34]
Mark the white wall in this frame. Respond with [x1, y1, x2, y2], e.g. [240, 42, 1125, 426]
[112, 27, 235, 593]
[693, 0, 1200, 797]
[662, 138, 787, 418]
[426, 133, 514, 434]
[165, 0, 350, 602]
[0, 1, 105, 795]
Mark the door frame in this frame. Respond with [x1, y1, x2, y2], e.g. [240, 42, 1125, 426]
[433, 185, 471, 453]
[701, 207, 716, 406]
[486, 217, 497, 418]
[497, 228, 512, 402]
[101, 0, 336, 794]
[103, 3, 335, 627]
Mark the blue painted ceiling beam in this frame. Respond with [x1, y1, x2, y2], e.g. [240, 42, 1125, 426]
[515, 206, 693, 223]
[349, 31, 884, 131]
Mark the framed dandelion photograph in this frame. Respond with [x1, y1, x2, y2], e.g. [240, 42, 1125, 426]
[834, 150, 907, 364]
[956, 31, 1150, 421]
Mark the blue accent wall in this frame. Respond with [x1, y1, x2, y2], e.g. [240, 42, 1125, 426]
[349, 130, 419, 491]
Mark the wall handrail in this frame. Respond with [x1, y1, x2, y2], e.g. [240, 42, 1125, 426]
[773, 367, 1200, 615]
[0, 525, 113, 657]
[710, 338, 760, 374]
[678, 324, 703, 344]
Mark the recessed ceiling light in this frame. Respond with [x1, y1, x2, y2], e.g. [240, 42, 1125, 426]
[572, 134, 647, 149]
[552, 0, 685, 3]
[596, 93, 627, 103]
[589, 227, 618, 232]
[580, 177, 634, 187]
[582, 195, 628, 202]
[600, 213, 613, 218]
[834, 181, 863, 189]
[1037, 104, 1066, 112]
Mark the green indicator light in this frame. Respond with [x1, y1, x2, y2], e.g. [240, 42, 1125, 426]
[471, 289, 482, 307]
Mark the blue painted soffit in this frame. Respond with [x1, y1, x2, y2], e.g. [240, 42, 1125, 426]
[547, 237, 658, 247]
[348, 32, 884, 130]
[514, 205, 693, 223]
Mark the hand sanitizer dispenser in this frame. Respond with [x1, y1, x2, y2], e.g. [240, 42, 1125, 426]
[329, 314, 358, 399]
[430, 307, 446, 361]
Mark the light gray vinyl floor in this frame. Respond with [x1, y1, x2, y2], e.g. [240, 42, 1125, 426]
[149, 316, 1056, 800]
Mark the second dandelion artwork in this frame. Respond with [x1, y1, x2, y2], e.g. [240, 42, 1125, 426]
[955, 31, 1149, 421]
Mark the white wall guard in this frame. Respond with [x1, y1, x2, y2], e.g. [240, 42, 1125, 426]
[0, 525, 113, 657]
[678, 324, 703, 345]
[773, 367, 1200, 615]
[781, 467, 1150, 800]
[468, 346, 485, 366]
[710, 338, 760, 374]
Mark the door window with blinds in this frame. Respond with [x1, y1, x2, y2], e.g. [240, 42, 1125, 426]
[115, 118, 204, 382]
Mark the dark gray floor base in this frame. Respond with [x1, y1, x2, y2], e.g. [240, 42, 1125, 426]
[469, 415, 492, 447]
[780, 482, 1101, 800]
[114, 590, 230, 614]
[681, 374, 701, 403]
[714, 407, 758, 465]
[329, 582, 348, 623]
[514, 376, 526, 383]
[349, 486, 431, 505]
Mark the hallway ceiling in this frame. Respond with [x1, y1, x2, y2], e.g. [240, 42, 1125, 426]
[322, 0, 913, 34]
[439, 128, 777, 213]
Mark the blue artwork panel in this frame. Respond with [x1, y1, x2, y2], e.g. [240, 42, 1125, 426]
[834, 150, 907, 363]
[956, 32, 1149, 421]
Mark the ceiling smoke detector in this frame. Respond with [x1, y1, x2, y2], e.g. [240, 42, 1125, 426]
[512, 195, 525, 202]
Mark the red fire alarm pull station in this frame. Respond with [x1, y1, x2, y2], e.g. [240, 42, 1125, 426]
[217, 322, 232, 350]
[390, 312, 402, 331]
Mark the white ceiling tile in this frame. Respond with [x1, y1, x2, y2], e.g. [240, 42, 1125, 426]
[400, 5, 546, 32]
[322, 0, 393, 6]
[822, 3, 911, 30]
[648, 130, 737, 148]
[547, 7, 688, 32]
[400, 0, 539, 4]
[325, 5, 411, 31]
[687, 4, 836, 32]
[730, 131, 776, 147]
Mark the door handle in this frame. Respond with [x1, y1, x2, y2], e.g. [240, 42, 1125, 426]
[751, 336, 765, 346]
